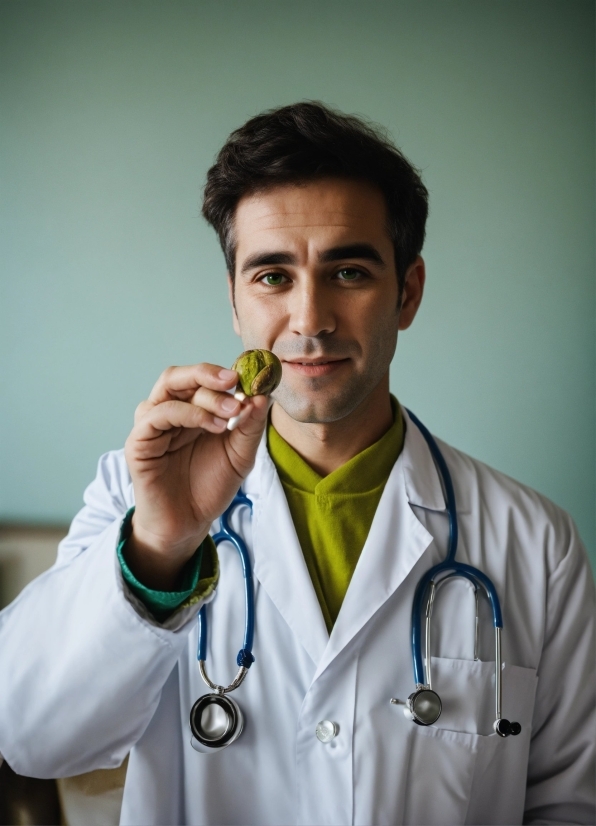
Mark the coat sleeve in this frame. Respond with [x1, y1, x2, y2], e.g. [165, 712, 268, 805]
[0, 450, 210, 779]
[524, 514, 596, 824]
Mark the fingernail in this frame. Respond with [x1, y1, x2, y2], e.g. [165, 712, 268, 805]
[221, 396, 239, 412]
[213, 416, 227, 428]
[219, 369, 237, 380]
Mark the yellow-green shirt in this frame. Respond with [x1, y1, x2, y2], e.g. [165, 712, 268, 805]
[267, 402, 404, 630]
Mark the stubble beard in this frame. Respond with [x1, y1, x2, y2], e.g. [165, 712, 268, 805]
[266, 324, 399, 424]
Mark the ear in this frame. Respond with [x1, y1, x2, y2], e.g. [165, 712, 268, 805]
[398, 256, 426, 331]
[227, 274, 241, 336]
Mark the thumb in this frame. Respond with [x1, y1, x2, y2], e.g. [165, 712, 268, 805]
[225, 394, 270, 469]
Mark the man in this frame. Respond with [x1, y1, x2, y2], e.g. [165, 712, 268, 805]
[0, 102, 594, 825]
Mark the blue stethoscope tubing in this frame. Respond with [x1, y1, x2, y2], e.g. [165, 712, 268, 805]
[405, 409, 504, 687]
[197, 488, 255, 670]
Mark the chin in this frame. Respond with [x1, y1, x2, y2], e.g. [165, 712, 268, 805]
[273, 383, 369, 424]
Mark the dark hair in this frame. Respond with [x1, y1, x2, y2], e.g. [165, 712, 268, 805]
[202, 101, 428, 292]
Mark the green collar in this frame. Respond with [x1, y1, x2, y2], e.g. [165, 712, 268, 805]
[267, 397, 404, 495]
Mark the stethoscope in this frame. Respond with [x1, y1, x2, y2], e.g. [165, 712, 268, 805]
[189, 488, 255, 753]
[189, 412, 520, 753]
[394, 409, 521, 738]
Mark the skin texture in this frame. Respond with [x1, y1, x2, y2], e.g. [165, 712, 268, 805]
[124, 178, 424, 588]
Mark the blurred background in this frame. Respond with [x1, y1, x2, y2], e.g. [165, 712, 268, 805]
[0, 1, 594, 823]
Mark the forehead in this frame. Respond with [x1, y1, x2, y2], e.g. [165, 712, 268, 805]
[234, 178, 390, 254]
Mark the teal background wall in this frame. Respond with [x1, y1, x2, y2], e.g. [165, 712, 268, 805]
[1, 1, 594, 570]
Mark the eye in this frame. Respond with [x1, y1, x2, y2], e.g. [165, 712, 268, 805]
[260, 273, 287, 286]
[336, 267, 363, 281]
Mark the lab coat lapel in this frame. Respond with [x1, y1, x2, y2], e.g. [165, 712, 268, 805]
[312, 408, 446, 682]
[248, 439, 329, 667]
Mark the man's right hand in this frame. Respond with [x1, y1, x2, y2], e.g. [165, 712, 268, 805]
[123, 363, 270, 590]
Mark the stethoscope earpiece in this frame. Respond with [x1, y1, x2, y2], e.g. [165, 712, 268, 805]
[190, 693, 244, 751]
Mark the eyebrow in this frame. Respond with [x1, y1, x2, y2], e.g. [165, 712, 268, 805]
[319, 244, 385, 266]
[241, 252, 296, 273]
[240, 243, 385, 273]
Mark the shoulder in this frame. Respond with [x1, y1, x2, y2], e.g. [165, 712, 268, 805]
[435, 437, 579, 574]
[437, 436, 570, 528]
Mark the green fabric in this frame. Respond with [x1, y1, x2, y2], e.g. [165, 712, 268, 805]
[117, 507, 219, 622]
[268, 399, 404, 630]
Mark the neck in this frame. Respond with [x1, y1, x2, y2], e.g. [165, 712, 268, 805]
[270, 375, 393, 476]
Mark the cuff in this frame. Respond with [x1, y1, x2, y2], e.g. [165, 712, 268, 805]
[117, 507, 219, 623]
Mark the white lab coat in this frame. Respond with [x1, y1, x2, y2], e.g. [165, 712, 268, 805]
[0, 409, 594, 825]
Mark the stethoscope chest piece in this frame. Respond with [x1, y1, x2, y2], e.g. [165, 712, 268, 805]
[190, 693, 244, 752]
[404, 687, 442, 726]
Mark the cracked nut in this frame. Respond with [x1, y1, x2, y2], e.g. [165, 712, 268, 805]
[231, 349, 282, 397]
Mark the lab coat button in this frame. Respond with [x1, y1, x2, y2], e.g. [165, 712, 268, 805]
[315, 720, 338, 743]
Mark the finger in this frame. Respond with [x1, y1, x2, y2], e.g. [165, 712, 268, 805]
[226, 405, 251, 431]
[148, 364, 238, 405]
[134, 399, 153, 425]
[133, 400, 227, 444]
[136, 384, 241, 429]
[189, 385, 242, 420]
[227, 394, 269, 442]
[222, 396, 270, 475]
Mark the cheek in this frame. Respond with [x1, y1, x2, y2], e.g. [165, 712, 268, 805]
[341, 289, 398, 333]
[353, 294, 400, 359]
[234, 294, 287, 347]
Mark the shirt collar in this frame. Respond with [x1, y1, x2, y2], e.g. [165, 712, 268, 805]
[249, 401, 449, 514]
[267, 397, 405, 496]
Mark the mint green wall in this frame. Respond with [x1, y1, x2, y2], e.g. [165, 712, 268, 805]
[1, 1, 594, 570]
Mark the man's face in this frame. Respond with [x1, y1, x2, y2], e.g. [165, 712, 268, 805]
[230, 177, 413, 423]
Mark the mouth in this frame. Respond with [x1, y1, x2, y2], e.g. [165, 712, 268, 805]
[282, 357, 349, 377]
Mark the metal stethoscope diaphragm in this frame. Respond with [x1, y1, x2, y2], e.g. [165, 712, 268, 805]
[190, 691, 244, 750]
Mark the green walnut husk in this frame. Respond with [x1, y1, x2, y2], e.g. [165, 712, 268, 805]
[232, 349, 282, 397]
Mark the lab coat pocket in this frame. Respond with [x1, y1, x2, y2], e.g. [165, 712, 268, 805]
[399, 657, 497, 825]
[402, 657, 537, 826]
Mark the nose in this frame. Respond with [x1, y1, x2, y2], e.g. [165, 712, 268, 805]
[288, 280, 336, 338]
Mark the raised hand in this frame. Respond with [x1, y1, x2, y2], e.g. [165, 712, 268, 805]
[123, 363, 270, 589]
